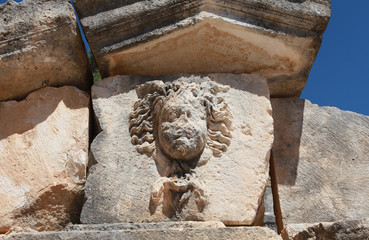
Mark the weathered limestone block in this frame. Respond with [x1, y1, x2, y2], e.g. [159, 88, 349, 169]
[82, 74, 273, 225]
[281, 218, 369, 240]
[1, 224, 281, 240]
[73, 0, 330, 97]
[0, 0, 91, 101]
[271, 98, 369, 229]
[66, 221, 226, 231]
[0, 87, 90, 233]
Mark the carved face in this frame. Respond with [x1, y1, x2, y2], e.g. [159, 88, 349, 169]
[129, 80, 232, 162]
[157, 87, 207, 161]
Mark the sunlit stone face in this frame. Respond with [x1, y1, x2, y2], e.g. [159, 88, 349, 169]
[157, 87, 207, 161]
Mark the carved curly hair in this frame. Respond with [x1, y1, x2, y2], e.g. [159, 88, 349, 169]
[129, 80, 232, 157]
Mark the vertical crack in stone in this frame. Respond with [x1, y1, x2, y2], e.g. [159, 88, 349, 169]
[270, 151, 284, 234]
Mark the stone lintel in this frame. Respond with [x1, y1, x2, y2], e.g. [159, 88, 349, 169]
[73, 0, 330, 97]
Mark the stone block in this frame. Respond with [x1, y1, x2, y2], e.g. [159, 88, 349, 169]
[73, 0, 330, 97]
[281, 218, 369, 240]
[271, 98, 369, 229]
[0, 0, 91, 101]
[82, 74, 273, 225]
[65, 221, 226, 231]
[0, 86, 90, 233]
[1, 224, 281, 240]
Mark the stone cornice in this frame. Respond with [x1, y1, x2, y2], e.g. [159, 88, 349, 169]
[75, 0, 330, 55]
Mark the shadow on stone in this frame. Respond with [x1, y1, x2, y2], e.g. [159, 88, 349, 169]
[270, 98, 304, 233]
[0, 87, 89, 140]
[271, 98, 304, 186]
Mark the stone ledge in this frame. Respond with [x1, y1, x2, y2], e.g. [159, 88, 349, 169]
[1, 224, 281, 240]
[65, 221, 225, 231]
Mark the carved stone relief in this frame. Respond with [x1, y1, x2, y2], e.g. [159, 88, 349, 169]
[129, 80, 232, 219]
[82, 74, 273, 225]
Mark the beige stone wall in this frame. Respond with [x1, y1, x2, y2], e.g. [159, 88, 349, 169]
[4, 1, 369, 240]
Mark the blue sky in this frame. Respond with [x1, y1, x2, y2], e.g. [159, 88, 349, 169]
[301, 1, 369, 116]
[1, 0, 368, 116]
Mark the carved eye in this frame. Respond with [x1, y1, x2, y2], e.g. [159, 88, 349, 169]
[168, 111, 177, 122]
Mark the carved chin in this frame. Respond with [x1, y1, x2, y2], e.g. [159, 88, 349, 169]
[159, 128, 206, 161]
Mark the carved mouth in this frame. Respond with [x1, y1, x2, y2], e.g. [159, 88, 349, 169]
[164, 123, 201, 136]
[173, 131, 197, 140]
[172, 137, 196, 147]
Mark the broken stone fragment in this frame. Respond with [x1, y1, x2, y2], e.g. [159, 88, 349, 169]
[82, 74, 273, 225]
[0, 0, 91, 101]
[271, 98, 369, 230]
[73, 0, 330, 97]
[281, 218, 369, 240]
[0, 86, 90, 233]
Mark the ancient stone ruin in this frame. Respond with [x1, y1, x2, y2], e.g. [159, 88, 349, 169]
[82, 74, 273, 226]
[0, 0, 368, 239]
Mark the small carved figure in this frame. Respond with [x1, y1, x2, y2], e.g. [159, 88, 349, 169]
[129, 79, 233, 218]
[149, 173, 207, 219]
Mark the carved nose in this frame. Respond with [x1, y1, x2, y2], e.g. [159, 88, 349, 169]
[178, 114, 189, 123]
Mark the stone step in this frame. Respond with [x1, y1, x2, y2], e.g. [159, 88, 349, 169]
[1, 223, 281, 240]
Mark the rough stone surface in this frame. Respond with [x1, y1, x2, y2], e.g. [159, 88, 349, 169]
[73, 0, 330, 97]
[0, 87, 90, 233]
[66, 221, 225, 231]
[0, 0, 91, 101]
[271, 98, 369, 228]
[1, 225, 281, 240]
[82, 74, 273, 225]
[281, 218, 369, 240]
